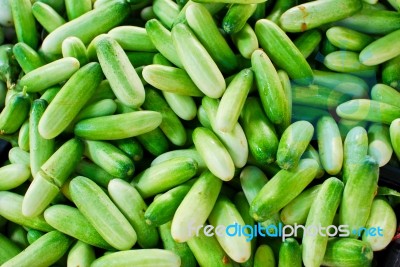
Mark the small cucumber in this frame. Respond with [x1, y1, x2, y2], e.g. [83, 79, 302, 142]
[108, 26, 157, 52]
[222, 4, 257, 34]
[382, 55, 400, 90]
[231, 23, 258, 60]
[371, 83, 400, 108]
[0, 92, 30, 135]
[67, 241, 96, 267]
[368, 123, 393, 167]
[279, 238, 301, 267]
[32, 1, 65, 33]
[326, 26, 373, 52]
[294, 29, 322, 59]
[254, 245, 275, 267]
[10, 0, 39, 49]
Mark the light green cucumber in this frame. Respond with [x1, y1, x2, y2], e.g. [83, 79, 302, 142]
[132, 157, 197, 198]
[0, 92, 31, 134]
[255, 19, 313, 85]
[84, 140, 135, 179]
[32, 1, 65, 33]
[12, 42, 45, 73]
[342, 126, 368, 184]
[8, 147, 30, 166]
[108, 179, 159, 248]
[153, 0, 180, 29]
[70, 176, 137, 251]
[362, 197, 397, 251]
[368, 123, 393, 167]
[326, 26, 373, 52]
[186, 3, 237, 74]
[337, 99, 400, 124]
[18, 120, 29, 151]
[371, 83, 400, 108]
[171, 171, 222, 242]
[240, 97, 278, 164]
[382, 55, 400, 90]
[171, 23, 225, 98]
[67, 241, 96, 267]
[276, 120, 314, 170]
[0, 233, 22, 265]
[75, 159, 114, 188]
[239, 166, 268, 204]
[317, 116, 343, 175]
[95, 35, 145, 108]
[41, 0, 130, 55]
[302, 177, 344, 267]
[151, 148, 206, 174]
[163, 92, 197, 121]
[38, 62, 103, 139]
[339, 155, 379, 237]
[250, 159, 318, 222]
[324, 51, 377, 77]
[108, 26, 157, 52]
[279, 238, 301, 267]
[280, 184, 321, 225]
[301, 144, 325, 178]
[231, 23, 258, 59]
[254, 245, 275, 267]
[65, 0, 91, 20]
[61, 36, 88, 66]
[10, 0, 39, 49]
[112, 138, 143, 162]
[43, 205, 112, 249]
[294, 29, 322, 59]
[0, 164, 31, 191]
[144, 180, 193, 226]
[222, 4, 257, 34]
[390, 118, 400, 160]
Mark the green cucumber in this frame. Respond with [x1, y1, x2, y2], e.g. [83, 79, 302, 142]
[371, 83, 400, 108]
[67, 241, 96, 267]
[0, 92, 31, 135]
[326, 26, 373, 52]
[390, 118, 400, 160]
[254, 245, 275, 267]
[382, 55, 400, 90]
[368, 123, 393, 167]
[294, 29, 322, 59]
[278, 238, 301, 267]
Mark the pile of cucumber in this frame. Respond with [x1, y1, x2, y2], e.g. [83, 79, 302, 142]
[1, 0, 400, 266]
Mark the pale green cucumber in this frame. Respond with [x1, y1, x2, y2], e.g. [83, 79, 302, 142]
[108, 26, 157, 52]
[32, 1, 65, 33]
[67, 241, 96, 267]
[324, 51, 377, 77]
[231, 23, 258, 59]
[326, 26, 373, 52]
[368, 123, 393, 167]
[301, 144, 325, 178]
[371, 83, 400, 108]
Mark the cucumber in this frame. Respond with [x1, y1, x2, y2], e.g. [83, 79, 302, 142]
[280, 0, 361, 32]
[362, 197, 397, 251]
[324, 51, 377, 77]
[171, 171, 222, 242]
[239, 165, 268, 204]
[61, 36, 88, 66]
[382, 55, 400, 90]
[276, 120, 314, 170]
[255, 19, 313, 85]
[32, 1, 65, 33]
[254, 245, 275, 267]
[12, 42, 45, 73]
[322, 238, 373, 267]
[251, 49, 287, 124]
[75, 159, 114, 188]
[301, 145, 325, 178]
[145, 182, 193, 226]
[292, 84, 350, 109]
[0, 164, 30, 191]
[112, 138, 143, 162]
[159, 221, 196, 267]
[339, 155, 379, 237]
[342, 126, 368, 183]
[337, 99, 400, 124]
[302, 177, 344, 267]
[43, 205, 112, 249]
[67, 241, 96, 267]
[65, 0, 91, 20]
[371, 83, 400, 108]
[294, 29, 322, 59]
[10, 0, 39, 49]
[8, 147, 30, 166]
[326, 26, 373, 52]
[278, 238, 301, 267]
[95, 35, 145, 108]
[250, 159, 318, 222]
[153, 0, 179, 29]
[222, 3, 257, 34]
[368, 123, 393, 167]
[186, 3, 237, 74]
[266, 0, 297, 24]
[108, 179, 159, 248]
[41, 0, 130, 55]
[280, 184, 321, 226]
[317, 115, 343, 175]
[70, 176, 137, 251]
[231, 23, 258, 60]
[17, 120, 29, 151]
[171, 23, 225, 98]
[39, 62, 103, 139]
[1, 231, 72, 267]
[91, 249, 181, 267]
[0, 92, 30, 135]
[240, 97, 278, 164]
[0, 233, 22, 265]
[108, 26, 157, 52]
[151, 148, 206, 174]
[390, 118, 400, 160]
[132, 157, 197, 198]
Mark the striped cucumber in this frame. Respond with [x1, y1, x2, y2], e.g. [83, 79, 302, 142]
[108, 179, 159, 248]
[342, 126, 368, 184]
[339, 155, 379, 237]
[38, 62, 103, 139]
[255, 19, 313, 85]
[280, 0, 362, 32]
[362, 197, 397, 251]
[250, 159, 318, 222]
[276, 120, 314, 170]
[41, 0, 130, 55]
[302, 177, 344, 267]
[186, 3, 237, 74]
[171, 23, 225, 98]
[95, 35, 145, 108]
[368, 123, 393, 167]
[240, 97, 278, 164]
[131, 157, 197, 198]
[70, 176, 137, 251]
[171, 171, 222, 242]
[317, 115, 343, 175]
